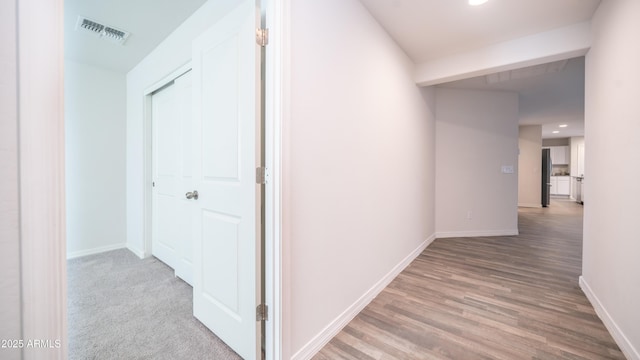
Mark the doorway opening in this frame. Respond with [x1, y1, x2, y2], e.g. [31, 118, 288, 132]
[432, 56, 586, 246]
[62, 1, 279, 353]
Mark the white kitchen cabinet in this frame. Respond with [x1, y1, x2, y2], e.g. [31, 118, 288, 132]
[550, 146, 569, 165]
[562, 146, 570, 164]
[550, 176, 558, 195]
[550, 176, 570, 196]
[556, 177, 570, 195]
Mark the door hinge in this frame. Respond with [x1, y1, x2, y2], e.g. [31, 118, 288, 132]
[256, 167, 269, 185]
[256, 304, 269, 321]
[256, 28, 269, 47]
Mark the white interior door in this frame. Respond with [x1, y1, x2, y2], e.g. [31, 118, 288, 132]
[191, 1, 262, 359]
[152, 71, 194, 285]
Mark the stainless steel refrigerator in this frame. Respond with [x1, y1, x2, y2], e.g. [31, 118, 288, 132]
[542, 148, 552, 207]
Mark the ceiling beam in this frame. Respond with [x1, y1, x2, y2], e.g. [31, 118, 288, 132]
[414, 21, 591, 87]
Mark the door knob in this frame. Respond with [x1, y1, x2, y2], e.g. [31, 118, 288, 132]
[185, 190, 199, 200]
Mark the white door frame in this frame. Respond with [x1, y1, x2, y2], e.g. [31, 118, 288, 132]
[263, 0, 287, 358]
[137, 0, 286, 356]
[6, 0, 67, 358]
[10, 0, 285, 359]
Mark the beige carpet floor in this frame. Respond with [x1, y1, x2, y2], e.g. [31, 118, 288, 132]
[67, 249, 242, 360]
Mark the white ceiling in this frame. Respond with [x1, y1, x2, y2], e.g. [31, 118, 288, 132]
[438, 57, 585, 139]
[358, 0, 598, 140]
[64, 0, 207, 73]
[358, 0, 601, 63]
[65, 0, 595, 139]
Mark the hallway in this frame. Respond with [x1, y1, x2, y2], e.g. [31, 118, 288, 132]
[316, 200, 624, 359]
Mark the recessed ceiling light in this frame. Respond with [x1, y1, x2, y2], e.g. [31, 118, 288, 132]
[469, 0, 489, 5]
[552, 131, 560, 134]
[559, 124, 568, 128]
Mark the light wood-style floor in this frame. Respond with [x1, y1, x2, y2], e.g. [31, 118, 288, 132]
[315, 199, 625, 359]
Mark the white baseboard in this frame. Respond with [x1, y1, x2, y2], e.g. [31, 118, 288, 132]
[126, 244, 146, 259]
[435, 229, 519, 238]
[291, 234, 436, 360]
[66, 243, 126, 259]
[518, 203, 542, 208]
[579, 276, 640, 360]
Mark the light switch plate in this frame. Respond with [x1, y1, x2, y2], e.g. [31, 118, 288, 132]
[501, 165, 514, 174]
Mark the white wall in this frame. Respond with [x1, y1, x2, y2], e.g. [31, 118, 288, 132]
[542, 138, 570, 147]
[126, 0, 242, 256]
[65, 60, 127, 258]
[286, 0, 436, 357]
[581, 0, 640, 358]
[3, 0, 67, 357]
[518, 125, 542, 208]
[435, 88, 519, 237]
[0, 0, 21, 355]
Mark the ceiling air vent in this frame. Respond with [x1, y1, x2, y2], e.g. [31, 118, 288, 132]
[75, 16, 131, 45]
